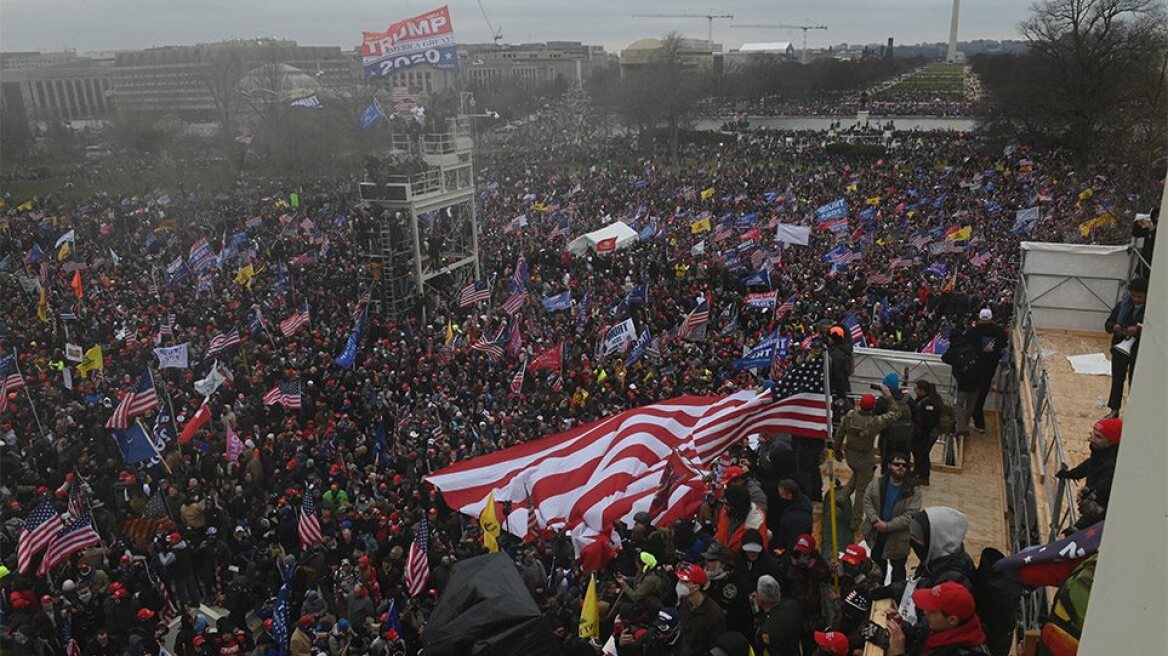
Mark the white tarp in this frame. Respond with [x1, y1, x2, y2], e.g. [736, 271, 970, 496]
[567, 221, 639, 256]
[1020, 241, 1133, 331]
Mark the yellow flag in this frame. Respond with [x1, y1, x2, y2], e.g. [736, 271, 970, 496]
[690, 217, 711, 234]
[946, 225, 972, 242]
[17, 201, 33, 212]
[57, 241, 71, 261]
[579, 574, 599, 639]
[865, 196, 882, 206]
[846, 182, 858, 193]
[77, 345, 104, 378]
[1078, 188, 1094, 201]
[1079, 213, 1116, 237]
[444, 320, 455, 346]
[234, 263, 255, 286]
[700, 187, 715, 200]
[479, 491, 501, 553]
[37, 287, 49, 323]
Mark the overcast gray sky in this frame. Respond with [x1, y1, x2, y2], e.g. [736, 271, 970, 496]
[0, 0, 1032, 55]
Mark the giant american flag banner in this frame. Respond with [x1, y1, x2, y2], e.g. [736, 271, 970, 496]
[426, 369, 827, 539]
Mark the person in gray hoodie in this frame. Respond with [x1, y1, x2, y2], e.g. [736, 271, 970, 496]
[908, 507, 975, 591]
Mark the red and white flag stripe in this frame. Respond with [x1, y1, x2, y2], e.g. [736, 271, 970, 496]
[426, 389, 827, 536]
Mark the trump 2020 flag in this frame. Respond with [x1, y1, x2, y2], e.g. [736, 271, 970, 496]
[600, 319, 637, 357]
[541, 291, 572, 312]
[154, 343, 189, 369]
[335, 330, 360, 370]
[290, 94, 324, 110]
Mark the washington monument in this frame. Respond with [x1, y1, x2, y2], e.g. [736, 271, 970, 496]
[947, 0, 960, 62]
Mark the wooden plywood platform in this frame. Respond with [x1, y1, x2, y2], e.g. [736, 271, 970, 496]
[1034, 328, 1116, 465]
[819, 411, 1008, 563]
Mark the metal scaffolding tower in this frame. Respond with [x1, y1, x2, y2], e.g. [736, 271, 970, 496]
[357, 116, 480, 321]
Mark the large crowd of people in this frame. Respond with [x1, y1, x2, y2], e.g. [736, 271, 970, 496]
[0, 87, 1152, 656]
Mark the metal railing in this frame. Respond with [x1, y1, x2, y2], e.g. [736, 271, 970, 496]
[1000, 274, 1085, 633]
[1012, 275, 1080, 539]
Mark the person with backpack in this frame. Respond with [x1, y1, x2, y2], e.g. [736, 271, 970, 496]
[942, 331, 986, 438]
[834, 384, 906, 533]
[964, 309, 1008, 433]
[912, 380, 954, 485]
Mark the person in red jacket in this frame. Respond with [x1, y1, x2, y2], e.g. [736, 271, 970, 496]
[714, 483, 767, 554]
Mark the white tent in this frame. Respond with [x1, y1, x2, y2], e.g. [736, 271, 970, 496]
[567, 221, 639, 256]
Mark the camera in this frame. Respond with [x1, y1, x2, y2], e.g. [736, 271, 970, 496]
[869, 383, 883, 391]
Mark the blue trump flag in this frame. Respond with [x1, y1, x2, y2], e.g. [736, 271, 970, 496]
[112, 422, 157, 465]
[360, 100, 387, 130]
[541, 291, 572, 312]
[734, 335, 779, 371]
[626, 330, 652, 368]
[815, 198, 848, 222]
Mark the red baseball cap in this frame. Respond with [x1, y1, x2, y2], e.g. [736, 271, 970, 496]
[859, 394, 877, 411]
[675, 563, 708, 586]
[814, 630, 851, 656]
[794, 534, 817, 554]
[912, 582, 977, 620]
[841, 544, 867, 566]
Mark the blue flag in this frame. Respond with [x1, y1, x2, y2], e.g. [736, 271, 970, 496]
[815, 198, 848, 222]
[627, 283, 649, 306]
[741, 268, 771, 288]
[880, 295, 891, 324]
[638, 223, 658, 240]
[576, 290, 591, 326]
[373, 420, 391, 468]
[626, 330, 652, 368]
[541, 291, 572, 312]
[335, 331, 360, 369]
[360, 100, 386, 129]
[112, 423, 157, 465]
[734, 336, 779, 371]
[273, 562, 295, 656]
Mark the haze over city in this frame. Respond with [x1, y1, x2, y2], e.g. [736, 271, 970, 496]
[1, 0, 1031, 53]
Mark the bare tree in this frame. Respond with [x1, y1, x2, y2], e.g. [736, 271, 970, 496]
[1019, 0, 1168, 161]
[650, 32, 699, 172]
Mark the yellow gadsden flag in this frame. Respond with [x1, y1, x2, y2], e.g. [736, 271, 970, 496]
[689, 217, 712, 234]
[700, 187, 715, 200]
[77, 345, 104, 378]
[234, 263, 255, 287]
[579, 574, 599, 639]
[479, 490, 501, 553]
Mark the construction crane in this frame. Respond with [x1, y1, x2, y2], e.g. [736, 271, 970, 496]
[633, 13, 734, 49]
[731, 23, 827, 64]
[476, 0, 503, 45]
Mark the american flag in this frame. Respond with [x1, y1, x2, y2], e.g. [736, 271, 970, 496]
[777, 295, 796, 317]
[38, 511, 101, 576]
[159, 313, 176, 337]
[279, 302, 310, 337]
[714, 224, 734, 242]
[60, 616, 81, 656]
[524, 484, 540, 542]
[843, 314, 867, 347]
[17, 498, 64, 574]
[66, 484, 88, 521]
[246, 216, 263, 229]
[750, 249, 768, 271]
[677, 298, 710, 339]
[549, 222, 570, 239]
[502, 291, 527, 315]
[970, 251, 992, 268]
[506, 320, 523, 358]
[0, 352, 25, 413]
[298, 493, 323, 548]
[405, 515, 431, 596]
[299, 217, 315, 233]
[511, 255, 528, 292]
[472, 326, 507, 362]
[206, 328, 241, 356]
[264, 381, 302, 409]
[910, 233, 932, 250]
[510, 363, 526, 396]
[289, 251, 317, 267]
[645, 337, 662, 364]
[105, 369, 161, 430]
[889, 257, 914, 269]
[459, 279, 491, 307]
[426, 384, 828, 538]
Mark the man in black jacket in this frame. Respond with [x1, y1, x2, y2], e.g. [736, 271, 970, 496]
[1057, 418, 1121, 529]
[1103, 278, 1147, 417]
[963, 309, 1007, 433]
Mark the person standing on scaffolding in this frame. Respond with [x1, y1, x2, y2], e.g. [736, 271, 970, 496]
[1103, 277, 1148, 418]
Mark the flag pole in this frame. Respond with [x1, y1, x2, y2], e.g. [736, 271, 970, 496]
[822, 347, 840, 594]
[12, 348, 48, 443]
